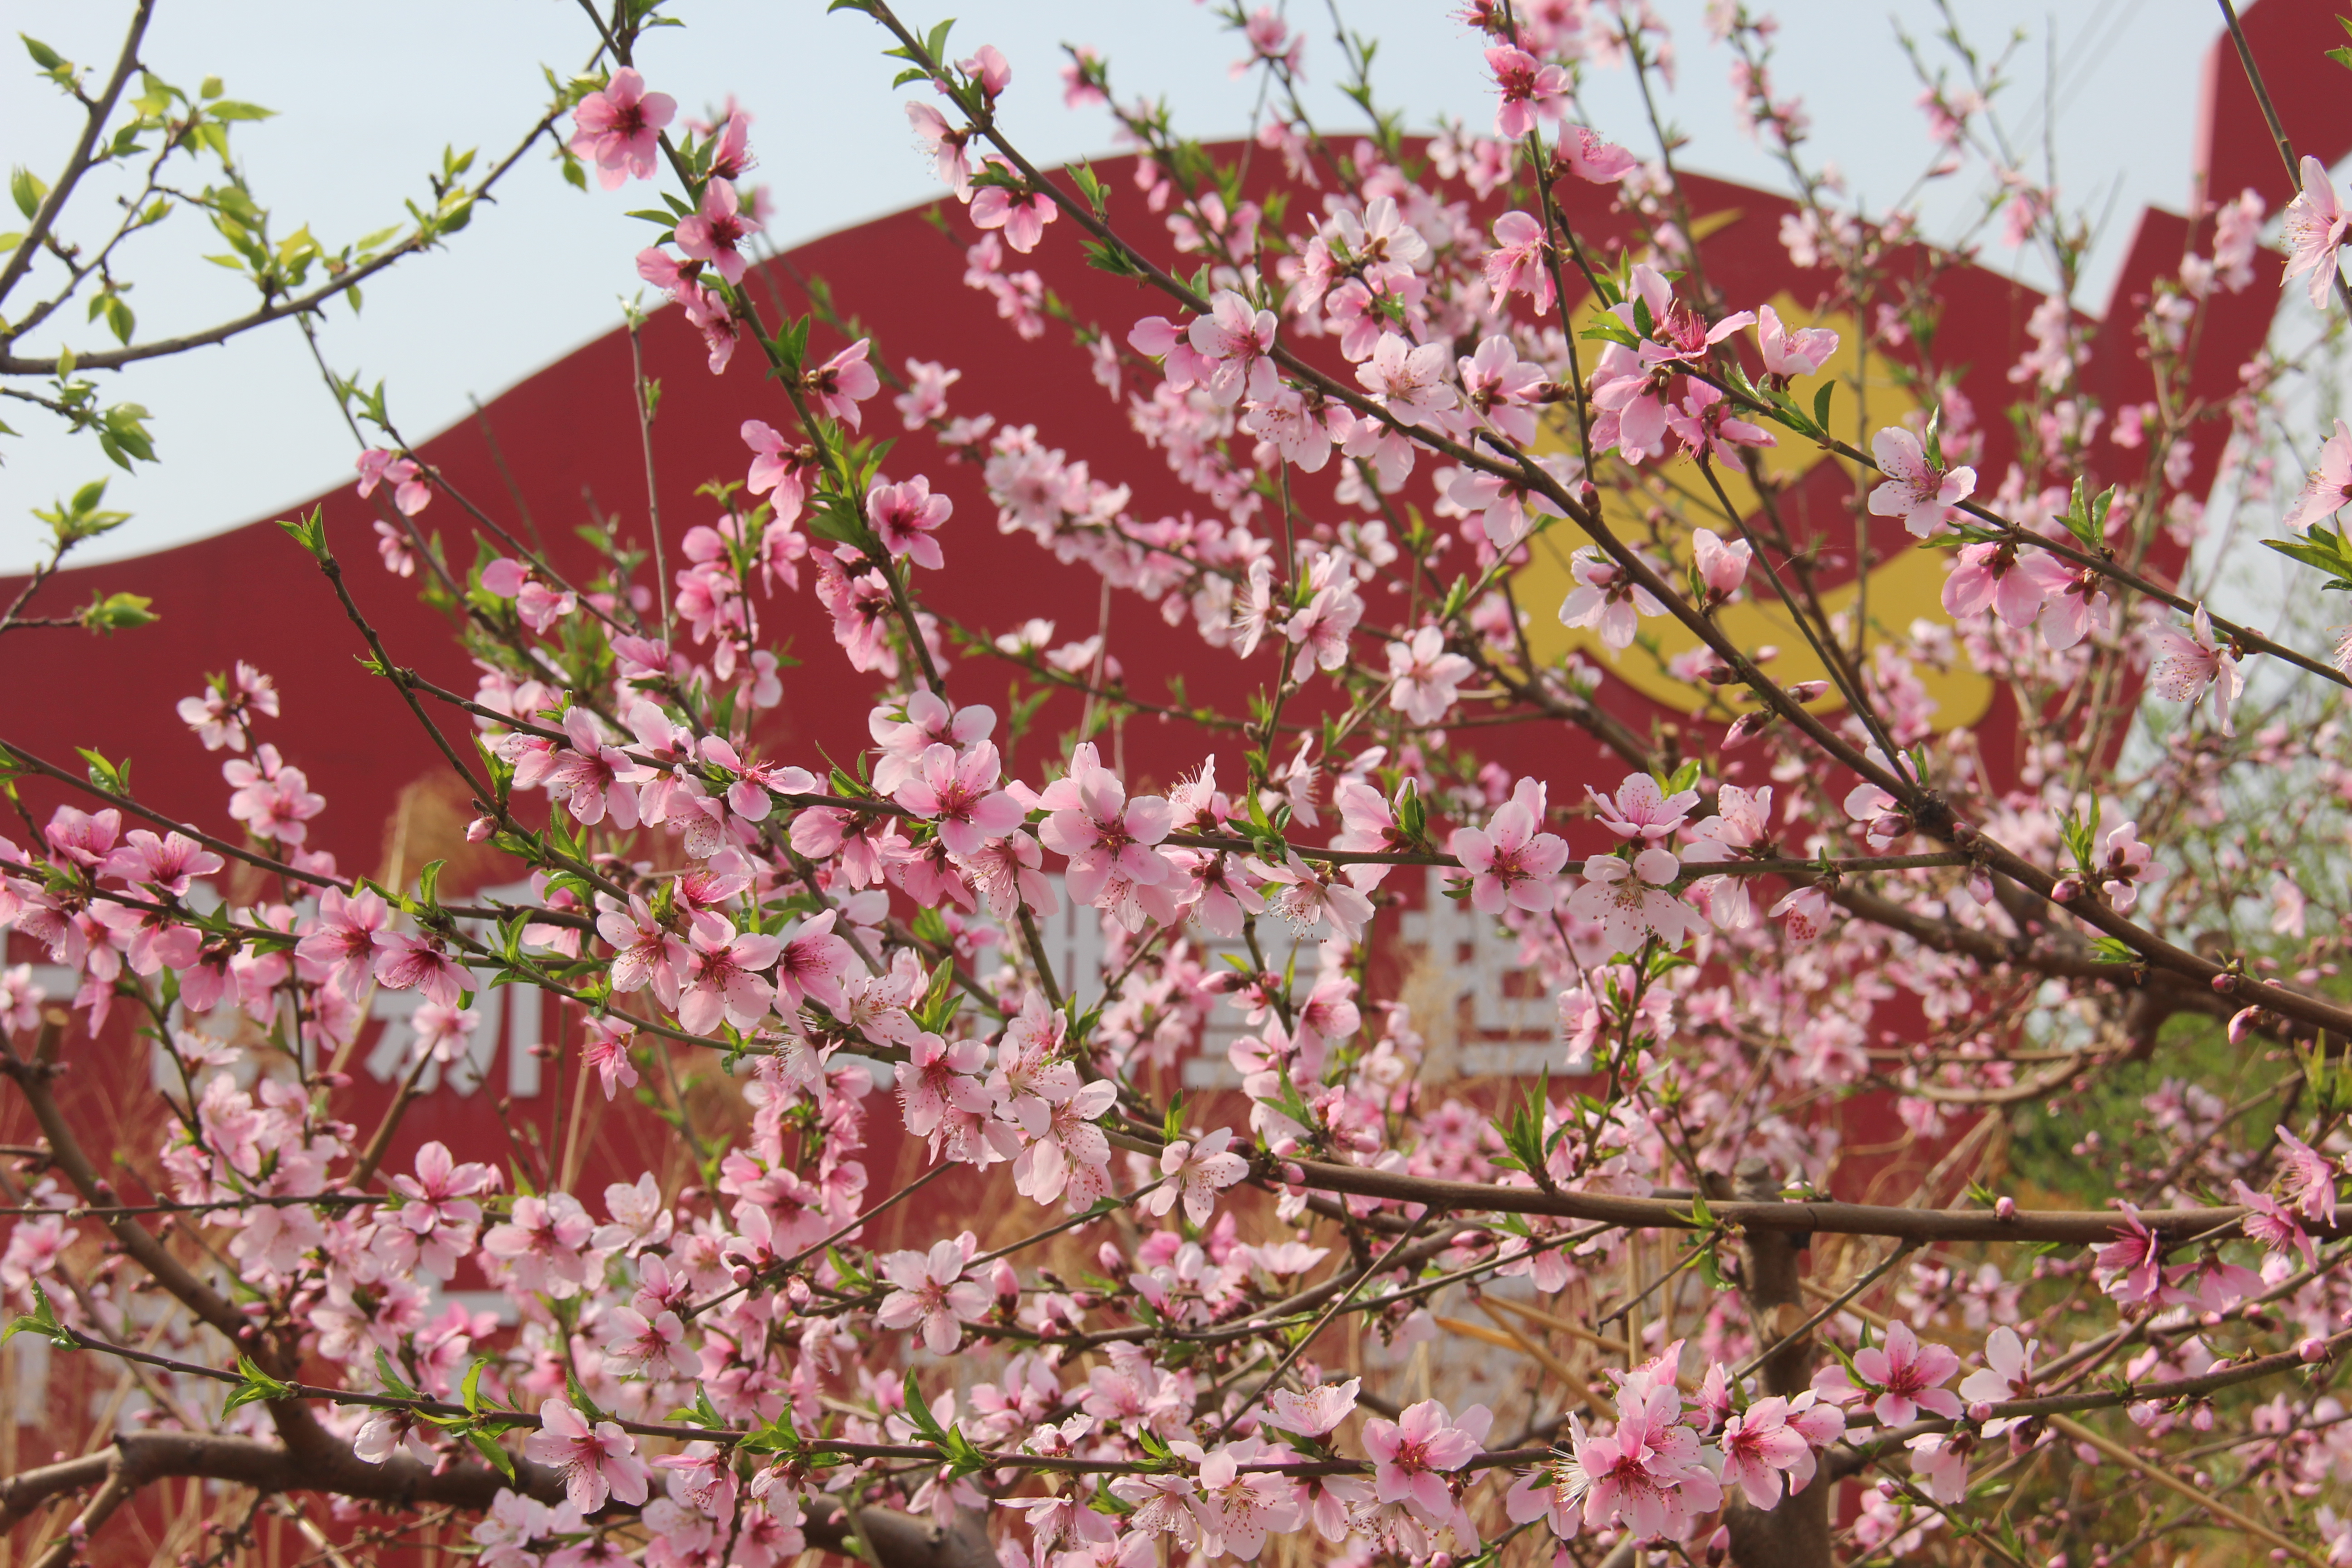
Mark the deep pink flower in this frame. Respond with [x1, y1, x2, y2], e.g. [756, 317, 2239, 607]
[1186, 289, 1280, 407]
[895, 740, 1022, 856]
[355, 448, 431, 516]
[1487, 45, 1568, 139]
[969, 156, 1058, 254]
[1036, 745, 1174, 905]
[569, 69, 676, 189]
[298, 887, 389, 995]
[1848, 1322, 1964, 1427]
[1450, 778, 1569, 913]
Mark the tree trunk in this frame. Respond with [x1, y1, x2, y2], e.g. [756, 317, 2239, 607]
[1721, 1159, 1832, 1568]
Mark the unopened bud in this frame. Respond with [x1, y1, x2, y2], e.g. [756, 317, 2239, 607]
[1705, 1526, 1730, 1567]
[2301, 1336, 2331, 1363]
[1784, 681, 1830, 702]
[2227, 1005, 2263, 1045]
[730, 1264, 755, 1286]
[2052, 876, 2084, 903]
[1724, 711, 1778, 749]
[1994, 1195, 2017, 1220]
[1578, 481, 1600, 513]
[1967, 1401, 1995, 1422]
[1098, 1242, 1125, 1274]
[1281, 1161, 1306, 1186]
[316, 1071, 352, 1089]
[466, 815, 496, 843]
[2213, 972, 2239, 995]
[990, 1258, 1019, 1304]
[1699, 661, 1735, 685]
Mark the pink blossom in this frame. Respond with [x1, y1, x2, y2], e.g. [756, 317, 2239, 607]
[371, 931, 467, 1007]
[1483, 211, 1553, 314]
[867, 475, 952, 569]
[1186, 290, 1281, 407]
[2274, 1124, 2342, 1227]
[806, 339, 881, 429]
[876, 1237, 991, 1353]
[1146, 1126, 1248, 1225]
[1362, 1398, 1491, 1522]
[1263, 1377, 1358, 1437]
[1956, 1326, 2037, 1433]
[969, 158, 1059, 254]
[1190, 1437, 1304, 1559]
[523, 1398, 650, 1513]
[1354, 332, 1458, 426]
[2287, 418, 2352, 532]
[2282, 154, 2349, 309]
[355, 448, 431, 516]
[1557, 547, 1666, 650]
[1940, 539, 2071, 629]
[1450, 778, 1570, 913]
[1867, 425, 1977, 535]
[1756, 303, 1838, 378]
[959, 44, 1011, 100]
[1768, 883, 1834, 941]
[1036, 745, 1174, 906]
[1589, 773, 1699, 843]
[1847, 1321, 1964, 1427]
[895, 740, 1023, 856]
[1690, 527, 1751, 601]
[569, 69, 675, 188]
[673, 179, 755, 285]
[1385, 625, 1473, 725]
[741, 420, 811, 523]
[1570, 849, 1705, 955]
[1718, 1396, 1817, 1508]
[906, 101, 974, 197]
[1486, 45, 1568, 140]
[2146, 606, 2243, 736]
[677, 914, 782, 1035]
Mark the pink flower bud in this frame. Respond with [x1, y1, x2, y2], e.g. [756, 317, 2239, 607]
[466, 815, 495, 843]
[1968, 1401, 1995, 1422]
[1995, 1195, 2017, 1220]
[1784, 681, 1830, 702]
[990, 1259, 1019, 1304]
[1281, 1161, 1306, 1186]
[2213, 973, 2239, 994]
[1724, 710, 1778, 748]
[2301, 1336, 2330, 1363]
[1705, 1526, 1731, 1567]
[1098, 1242, 1125, 1274]
[2052, 876, 2083, 903]
[2227, 1005, 2263, 1044]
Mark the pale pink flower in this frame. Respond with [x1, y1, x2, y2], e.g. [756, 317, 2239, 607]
[1690, 528, 1751, 601]
[1956, 1326, 2037, 1434]
[1557, 548, 1665, 649]
[677, 914, 782, 1034]
[1263, 1377, 1358, 1438]
[1147, 1126, 1249, 1226]
[1588, 773, 1697, 843]
[2281, 154, 2349, 309]
[2275, 1124, 2341, 1227]
[569, 69, 676, 188]
[523, 1399, 650, 1513]
[1769, 882, 1835, 941]
[2286, 418, 2352, 532]
[1186, 289, 1281, 407]
[1252, 850, 1373, 941]
[1036, 745, 1174, 906]
[598, 896, 687, 1009]
[1756, 303, 1838, 377]
[1385, 625, 1473, 725]
[906, 101, 973, 197]
[2146, 606, 2243, 735]
[1867, 425, 1977, 536]
[1190, 1437, 1303, 1559]
[1717, 1396, 1815, 1509]
[876, 1237, 991, 1353]
[1483, 211, 1553, 314]
[1354, 332, 1458, 426]
[1570, 849, 1704, 955]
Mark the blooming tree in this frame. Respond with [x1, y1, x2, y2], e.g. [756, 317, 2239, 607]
[8, 4, 2352, 1567]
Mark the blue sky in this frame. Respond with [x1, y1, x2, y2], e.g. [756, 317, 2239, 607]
[0, 0, 2233, 569]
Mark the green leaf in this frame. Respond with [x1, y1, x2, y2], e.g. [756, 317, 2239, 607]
[467, 1427, 517, 1480]
[20, 35, 63, 71]
[77, 590, 157, 635]
[10, 166, 47, 221]
[1812, 380, 1835, 432]
[222, 1354, 296, 1412]
[2, 1283, 74, 1349]
[900, 1370, 948, 1443]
